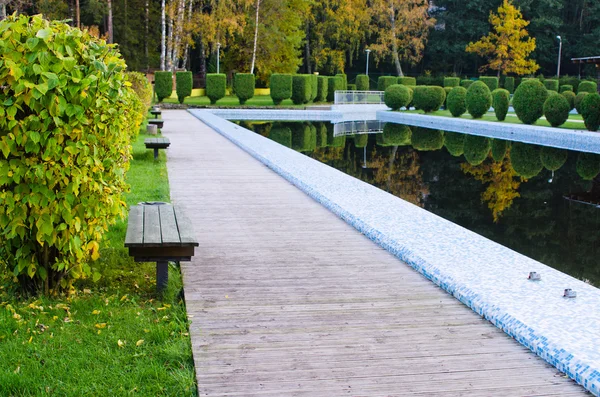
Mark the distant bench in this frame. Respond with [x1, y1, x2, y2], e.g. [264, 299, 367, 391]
[125, 203, 198, 292]
[148, 119, 164, 129]
[145, 137, 170, 160]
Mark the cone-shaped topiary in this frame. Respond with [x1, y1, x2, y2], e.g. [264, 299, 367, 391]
[575, 92, 589, 114]
[444, 132, 465, 156]
[155, 71, 173, 102]
[510, 143, 543, 178]
[176, 71, 193, 104]
[316, 76, 328, 102]
[382, 124, 411, 145]
[543, 93, 570, 127]
[447, 87, 468, 117]
[354, 134, 369, 148]
[466, 81, 492, 119]
[378, 76, 397, 91]
[206, 73, 226, 104]
[464, 135, 491, 165]
[576, 152, 600, 180]
[384, 84, 412, 111]
[513, 79, 548, 124]
[540, 147, 567, 171]
[413, 86, 446, 113]
[356, 75, 369, 91]
[270, 73, 292, 105]
[411, 128, 444, 151]
[581, 93, 600, 131]
[492, 88, 510, 121]
[561, 90, 576, 110]
[491, 139, 509, 161]
[269, 126, 292, 147]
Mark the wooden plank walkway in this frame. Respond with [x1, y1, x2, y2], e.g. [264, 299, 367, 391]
[163, 110, 586, 396]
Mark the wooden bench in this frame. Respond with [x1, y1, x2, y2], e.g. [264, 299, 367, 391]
[148, 118, 164, 129]
[124, 203, 198, 292]
[150, 109, 162, 118]
[145, 137, 170, 159]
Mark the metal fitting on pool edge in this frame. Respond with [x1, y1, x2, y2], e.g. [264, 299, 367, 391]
[563, 289, 577, 298]
[528, 272, 541, 281]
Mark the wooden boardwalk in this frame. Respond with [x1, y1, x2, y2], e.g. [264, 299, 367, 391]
[163, 110, 586, 396]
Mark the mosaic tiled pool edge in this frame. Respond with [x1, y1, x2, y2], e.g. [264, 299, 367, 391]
[189, 109, 600, 396]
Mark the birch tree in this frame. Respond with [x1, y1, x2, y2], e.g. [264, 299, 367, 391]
[250, 0, 260, 74]
[161, 0, 166, 70]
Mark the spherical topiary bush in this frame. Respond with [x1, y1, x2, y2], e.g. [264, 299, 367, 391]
[492, 88, 510, 121]
[354, 134, 369, 148]
[356, 74, 369, 91]
[126, 71, 153, 109]
[559, 84, 573, 93]
[561, 90, 576, 111]
[234, 73, 255, 105]
[576, 152, 600, 180]
[316, 76, 328, 102]
[513, 79, 548, 124]
[575, 92, 589, 114]
[466, 81, 492, 119]
[413, 86, 446, 113]
[206, 73, 226, 104]
[382, 124, 411, 145]
[176, 71, 193, 104]
[543, 93, 570, 127]
[270, 73, 292, 105]
[447, 87, 467, 117]
[581, 93, 600, 131]
[378, 76, 397, 91]
[464, 135, 491, 165]
[0, 14, 145, 293]
[540, 147, 567, 171]
[444, 132, 465, 156]
[510, 143, 543, 179]
[269, 126, 292, 147]
[155, 71, 173, 102]
[491, 139, 509, 161]
[384, 84, 412, 110]
[578, 80, 597, 94]
[411, 128, 444, 151]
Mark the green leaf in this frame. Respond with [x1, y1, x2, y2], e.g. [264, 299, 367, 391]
[36, 28, 52, 40]
[26, 37, 39, 50]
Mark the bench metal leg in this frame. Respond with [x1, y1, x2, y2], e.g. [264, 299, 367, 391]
[153, 148, 159, 160]
[156, 261, 168, 293]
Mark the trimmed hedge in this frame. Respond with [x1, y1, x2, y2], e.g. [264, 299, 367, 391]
[348, 83, 357, 90]
[356, 75, 369, 91]
[576, 152, 600, 180]
[327, 76, 344, 102]
[513, 79, 548, 124]
[444, 77, 460, 87]
[155, 71, 173, 102]
[316, 76, 328, 102]
[336, 73, 348, 90]
[316, 123, 328, 147]
[543, 79, 559, 92]
[510, 143, 543, 179]
[504, 77, 515, 93]
[464, 135, 491, 165]
[292, 75, 312, 105]
[581, 93, 600, 131]
[561, 90, 576, 110]
[413, 86, 446, 113]
[175, 71, 193, 104]
[492, 88, 510, 121]
[270, 73, 292, 105]
[543, 93, 570, 127]
[466, 81, 492, 119]
[575, 92, 589, 114]
[234, 73, 255, 105]
[126, 71, 153, 109]
[310, 74, 318, 102]
[291, 123, 315, 152]
[269, 126, 292, 147]
[382, 124, 411, 145]
[491, 139, 509, 161]
[460, 79, 474, 89]
[578, 80, 597, 94]
[326, 127, 346, 147]
[540, 147, 567, 171]
[378, 76, 397, 91]
[447, 87, 468, 117]
[444, 87, 452, 108]
[560, 84, 573, 93]
[384, 84, 412, 111]
[398, 76, 417, 86]
[354, 133, 369, 148]
[444, 132, 465, 156]
[206, 73, 226, 104]
[411, 128, 444, 151]
[479, 76, 499, 91]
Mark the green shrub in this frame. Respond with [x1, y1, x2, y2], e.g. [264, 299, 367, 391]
[540, 147, 567, 171]
[310, 74, 318, 101]
[347, 83, 357, 90]
[155, 71, 173, 102]
[443, 87, 452, 108]
[316, 123, 328, 147]
[543, 79, 559, 92]
[575, 92, 589, 114]
[411, 128, 444, 151]
[269, 126, 292, 147]
[460, 79, 474, 89]
[316, 76, 328, 102]
[504, 77, 515, 93]
[444, 77, 460, 87]
[126, 71, 153, 109]
[0, 14, 145, 293]
[464, 135, 491, 165]
[327, 76, 344, 102]
[270, 73, 292, 105]
[466, 81, 492, 119]
[510, 143, 543, 178]
[513, 79, 548, 124]
[543, 93, 570, 127]
[578, 80, 597, 94]
[398, 77, 417, 86]
[561, 90, 576, 110]
[336, 73, 348, 90]
[175, 71, 193, 104]
[327, 127, 346, 147]
[444, 132, 465, 156]
[581, 93, 600, 131]
[492, 88, 510, 121]
[356, 75, 369, 91]
[206, 73, 226, 104]
[447, 87, 467, 117]
[291, 123, 314, 151]
[560, 76, 580, 90]
[413, 86, 446, 113]
[378, 76, 397, 91]
[479, 76, 499, 91]
[560, 84, 573, 93]
[292, 75, 312, 105]
[233, 73, 255, 105]
[384, 84, 412, 111]
[576, 152, 600, 180]
[382, 124, 411, 145]
[491, 139, 509, 161]
[354, 134, 369, 148]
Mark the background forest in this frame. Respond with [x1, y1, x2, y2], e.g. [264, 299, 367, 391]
[2, 0, 599, 85]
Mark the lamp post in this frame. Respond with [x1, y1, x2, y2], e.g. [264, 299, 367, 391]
[217, 42, 221, 74]
[365, 49, 371, 76]
[556, 35, 562, 79]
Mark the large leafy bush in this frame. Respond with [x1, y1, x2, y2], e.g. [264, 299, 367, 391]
[126, 72, 152, 109]
[0, 15, 144, 293]
[175, 71, 192, 104]
[270, 73, 292, 105]
[154, 71, 172, 102]
[234, 73, 255, 105]
[513, 79, 548, 124]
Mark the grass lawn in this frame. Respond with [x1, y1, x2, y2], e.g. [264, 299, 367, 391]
[0, 126, 197, 396]
[163, 94, 313, 108]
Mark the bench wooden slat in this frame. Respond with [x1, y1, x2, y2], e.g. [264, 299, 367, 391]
[124, 205, 144, 247]
[143, 205, 162, 245]
[174, 206, 199, 246]
[159, 205, 181, 245]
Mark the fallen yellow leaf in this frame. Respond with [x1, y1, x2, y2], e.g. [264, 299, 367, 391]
[13, 313, 21, 320]
[95, 323, 107, 329]
[136, 339, 144, 347]
[92, 310, 101, 315]
[120, 295, 128, 302]
[117, 339, 125, 348]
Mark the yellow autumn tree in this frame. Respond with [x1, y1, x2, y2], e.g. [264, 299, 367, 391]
[465, 0, 539, 76]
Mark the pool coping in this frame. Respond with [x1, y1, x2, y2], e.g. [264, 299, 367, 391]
[189, 108, 600, 396]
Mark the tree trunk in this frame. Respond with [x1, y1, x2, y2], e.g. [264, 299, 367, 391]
[250, 0, 260, 74]
[389, 4, 403, 76]
[76, 0, 80, 28]
[199, 36, 206, 81]
[181, 0, 193, 69]
[172, 0, 185, 69]
[167, 9, 174, 71]
[161, 0, 166, 70]
[304, 20, 311, 74]
[145, 0, 149, 70]
[0, 3, 6, 20]
[107, 0, 113, 43]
